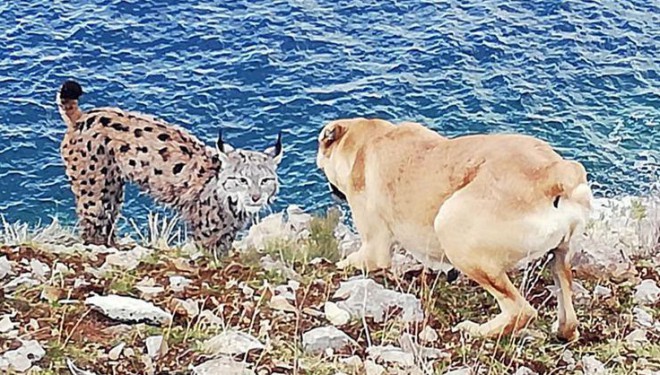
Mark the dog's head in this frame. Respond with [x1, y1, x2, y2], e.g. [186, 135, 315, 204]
[316, 118, 393, 201]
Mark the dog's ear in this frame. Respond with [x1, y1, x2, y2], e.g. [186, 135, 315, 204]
[320, 123, 346, 148]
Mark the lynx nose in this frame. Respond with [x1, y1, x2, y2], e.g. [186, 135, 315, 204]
[251, 193, 261, 203]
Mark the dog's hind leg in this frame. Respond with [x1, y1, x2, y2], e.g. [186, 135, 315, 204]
[550, 241, 579, 341]
[448, 260, 537, 338]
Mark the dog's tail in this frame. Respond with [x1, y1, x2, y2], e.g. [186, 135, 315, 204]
[56, 80, 84, 129]
[543, 160, 592, 210]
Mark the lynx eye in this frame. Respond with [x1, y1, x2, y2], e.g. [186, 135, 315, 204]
[239, 177, 249, 185]
[260, 177, 274, 186]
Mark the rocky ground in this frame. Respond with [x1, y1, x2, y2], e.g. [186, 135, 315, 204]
[0, 198, 659, 375]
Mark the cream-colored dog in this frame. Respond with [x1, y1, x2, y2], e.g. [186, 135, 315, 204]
[316, 118, 592, 341]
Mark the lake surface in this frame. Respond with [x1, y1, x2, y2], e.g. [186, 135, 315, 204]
[0, 0, 658, 226]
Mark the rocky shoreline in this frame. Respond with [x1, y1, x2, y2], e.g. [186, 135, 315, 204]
[0, 196, 658, 374]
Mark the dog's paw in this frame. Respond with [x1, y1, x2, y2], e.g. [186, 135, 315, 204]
[452, 320, 483, 337]
[336, 251, 365, 270]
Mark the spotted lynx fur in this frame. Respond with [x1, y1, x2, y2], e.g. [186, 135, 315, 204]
[57, 81, 282, 256]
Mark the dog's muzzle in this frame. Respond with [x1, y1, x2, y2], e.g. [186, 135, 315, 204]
[328, 182, 347, 202]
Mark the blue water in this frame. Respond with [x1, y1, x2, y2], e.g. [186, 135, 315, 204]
[0, 0, 658, 226]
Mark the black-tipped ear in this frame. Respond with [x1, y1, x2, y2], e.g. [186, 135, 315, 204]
[265, 131, 283, 165]
[60, 80, 83, 101]
[274, 131, 282, 157]
[216, 129, 225, 153]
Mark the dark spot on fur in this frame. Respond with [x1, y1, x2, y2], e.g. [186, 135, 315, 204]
[180, 146, 192, 156]
[111, 123, 129, 132]
[101, 188, 108, 194]
[119, 144, 130, 153]
[157, 134, 170, 142]
[105, 137, 111, 145]
[99, 117, 111, 126]
[86, 141, 92, 152]
[100, 167, 107, 174]
[141, 161, 149, 167]
[85, 116, 96, 128]
[144, 127, 153, 132]
[173, 163, 185, 174]
[80, 151, 87, 158]
[553, 196, 560, 208]
[89, 178, 96, 186]
[75, 121, 84, 130]
[134, 129, 143, 137]
[129, 160, 136, 167]
[154, 169, 163, 175]
[97, 145, 105, 155]
[89, 165, 95, 171]
[137, 146, 148, 153]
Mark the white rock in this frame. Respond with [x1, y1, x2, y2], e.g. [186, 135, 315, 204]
[145, 335, 167, 359]
[581, 355, 607, 375]
[108, 342, 125, 360]
[514, 366, 538, 375]
[593, 285, 612, 299]
[302, 326, 354, 354]
[192, 357, 255, 375]
[2, 340, 45, 372]
[53, 263, 71, 276]
[634, 280, 660, 305]
[339, 355, 362, 368]
[29, 259, 50, 280]
[66, 359, 98, 375]
[633, 307, 655, 329]
[367, 345, 415, 367]
[274, 285, 295, 301]
[168, 275, 191, 292]
[324, 302, 350, 326]
[364, 360, 386, 375]
[419, 326, 438, 342]
[240, 283, 255, 298]
[102, 245, 153, 271]
[625, 329, 648, 345]
[3, 273, 39, 293]
[202, 330, 265, 356]
[0, 315, 16, 333]
[0, 256, 12, 280]
[170, 298, 199, 317]
[333, 278, 423, 323]
[85, 294, 172, 326]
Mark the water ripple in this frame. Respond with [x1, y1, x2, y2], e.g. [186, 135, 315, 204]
[0, 0, 658, 224]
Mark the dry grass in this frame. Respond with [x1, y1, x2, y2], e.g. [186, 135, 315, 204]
[0, 211, 659, 374]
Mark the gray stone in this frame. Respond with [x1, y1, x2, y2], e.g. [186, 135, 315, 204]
[1, 340, 45, 372]
[302, 326, 354, 354]
[633, 307, 655, 329]
[581, 355, 608, 375]
[85, 294, 172, 326]
[145, 335, 167, 358]
[202, 330, 265, 356]
[333, 278, 423, 323]
[593, 285, 612, 299]
[634, 280, 660, 305]
[193, 357, 255, 375]
[0, 256, 12, 280]
[514, 367, 538, 375]
[367, 345, 416, 368]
